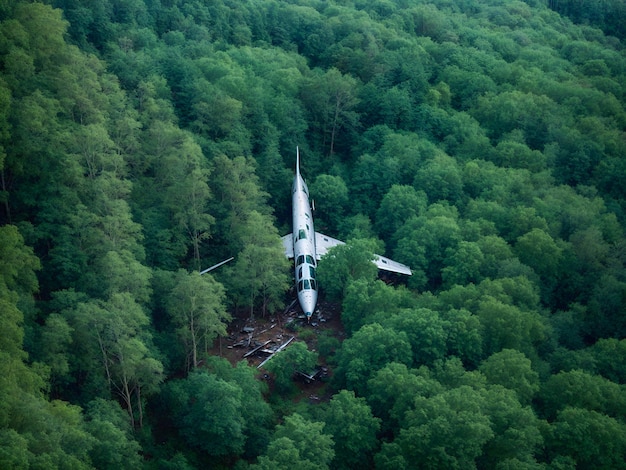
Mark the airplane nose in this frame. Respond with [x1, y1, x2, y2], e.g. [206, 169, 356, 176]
[299, 290, 317, 319]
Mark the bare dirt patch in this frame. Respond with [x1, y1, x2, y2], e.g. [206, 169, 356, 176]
[212, 299, 344, 367]
[209, 297, 344, 404]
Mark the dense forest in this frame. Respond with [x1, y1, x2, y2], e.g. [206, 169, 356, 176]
[1, 0, 625, 468]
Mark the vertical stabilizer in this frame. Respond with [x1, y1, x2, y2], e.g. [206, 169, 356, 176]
[296, 146, 301, 178]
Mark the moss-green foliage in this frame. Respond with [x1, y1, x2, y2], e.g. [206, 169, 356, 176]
[1, 0, 625, 467]
[265, 341, 317, 396]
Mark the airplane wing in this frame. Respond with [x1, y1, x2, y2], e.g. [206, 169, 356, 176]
[314, 232, 345, 259]
[373, 254, 412, 276]
[281, 234, 294, 258]
[315, 232, 412, 276]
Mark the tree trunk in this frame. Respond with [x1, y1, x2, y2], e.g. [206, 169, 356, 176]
[96, 331, 112, 387]
[330, 95, 340, 156]
[121, 374, 135, 429]
[190, 314, 198, 369]
[137, 385, 143, 429]
[1, 170, 11, 223]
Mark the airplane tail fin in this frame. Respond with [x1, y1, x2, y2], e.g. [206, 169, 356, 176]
[296, 146, 301, 177]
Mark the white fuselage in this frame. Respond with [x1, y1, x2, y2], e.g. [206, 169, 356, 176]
[292, 168, 318, 319]
[282, 149, 411, 319]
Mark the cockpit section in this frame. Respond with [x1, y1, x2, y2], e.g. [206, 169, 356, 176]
[296, 254, 316, 267]
[297, 279, 317, 292]
[295, 252, 318, 293]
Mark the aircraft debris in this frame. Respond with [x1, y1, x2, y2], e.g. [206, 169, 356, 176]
[257, 336, 295, 369]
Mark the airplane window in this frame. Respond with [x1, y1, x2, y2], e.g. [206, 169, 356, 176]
[311, 280, 317, 290]
[298, 267, 303, 279]
[303, 279, 311, 290]
[306, 255, 315, 265]
[298, 280, 303, 292]
[296, 255, 304, 266]
[299, 229, 306, 240]
[309, 266, 316, 278]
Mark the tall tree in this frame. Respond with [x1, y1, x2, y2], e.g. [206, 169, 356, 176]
[264, 341, 317, 395]
[323, 390, 381, 470]
[207, 154, 270, 257]
[317, 238, 379, 301]
[477, 297, 546, 358]
[66, 293, 163, 428]
[84, 398, 143, 470]
[376, 386, 494, 470]
[478, 386, 544, 468]
[252, 413, 334, 470]
[159, 136, 215, 270]
[479, 349, 540, 404]
[384, 308, 449, 366]
[310, 174, 349, 233]
[341, 278, 415, 335]
[334, 323, 413, 395]
[163, 371, 246, 458]
[394, 210, 462, 290]
[301, 67, 360, 156]
[226, 210, 290, 318]
[166, 270, 229, 371]
[204, 357, 274, 458]
[376, 184, 427, 244]
[367, 362, 443, 434]
[547, 407, 626, 469]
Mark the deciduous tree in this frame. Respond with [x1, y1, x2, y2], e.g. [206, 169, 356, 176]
[166, 270, 229, 371]
[252, 413, 334, 470]
[323, 390, 380, 470]
[377, 386, 494, 469]
[547, 407, 626, 469]
[301, 67, 360, 156]
[164, 371, 246, 457]
[264, 341, 317, 395]
[317, 238, 379, 301]
[226, 210, 290, 318]
[479, 349, 540, 404]
[335, 323, 412, 395]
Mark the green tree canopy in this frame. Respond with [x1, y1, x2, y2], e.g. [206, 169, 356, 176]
[225, 210, 290, 318]
[264, 341, 317, 396]
[367, 362, 443, 434]
[163, 371, 246, 458]
[547, 407, 626, 470]
[310, 174, 349, 232]
[252, 413, 334, 470]
[376, 386, 494, 470]
[479, 349, 540, 404]
[334, 323, 413, 395]
[538, 369, 625, 420]
[317, 238, 379, 301]
[323, 390, 380, 469]
[166, 270, 229, 371]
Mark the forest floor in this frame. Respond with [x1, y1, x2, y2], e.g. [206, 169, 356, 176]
[210, 296, 345, 402]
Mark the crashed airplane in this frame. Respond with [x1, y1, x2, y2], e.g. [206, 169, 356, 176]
[282, 148, 411, 320]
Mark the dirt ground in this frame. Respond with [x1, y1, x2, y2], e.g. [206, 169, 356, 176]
[213, 299, 343, 366]
[209, 297, 345, 401]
